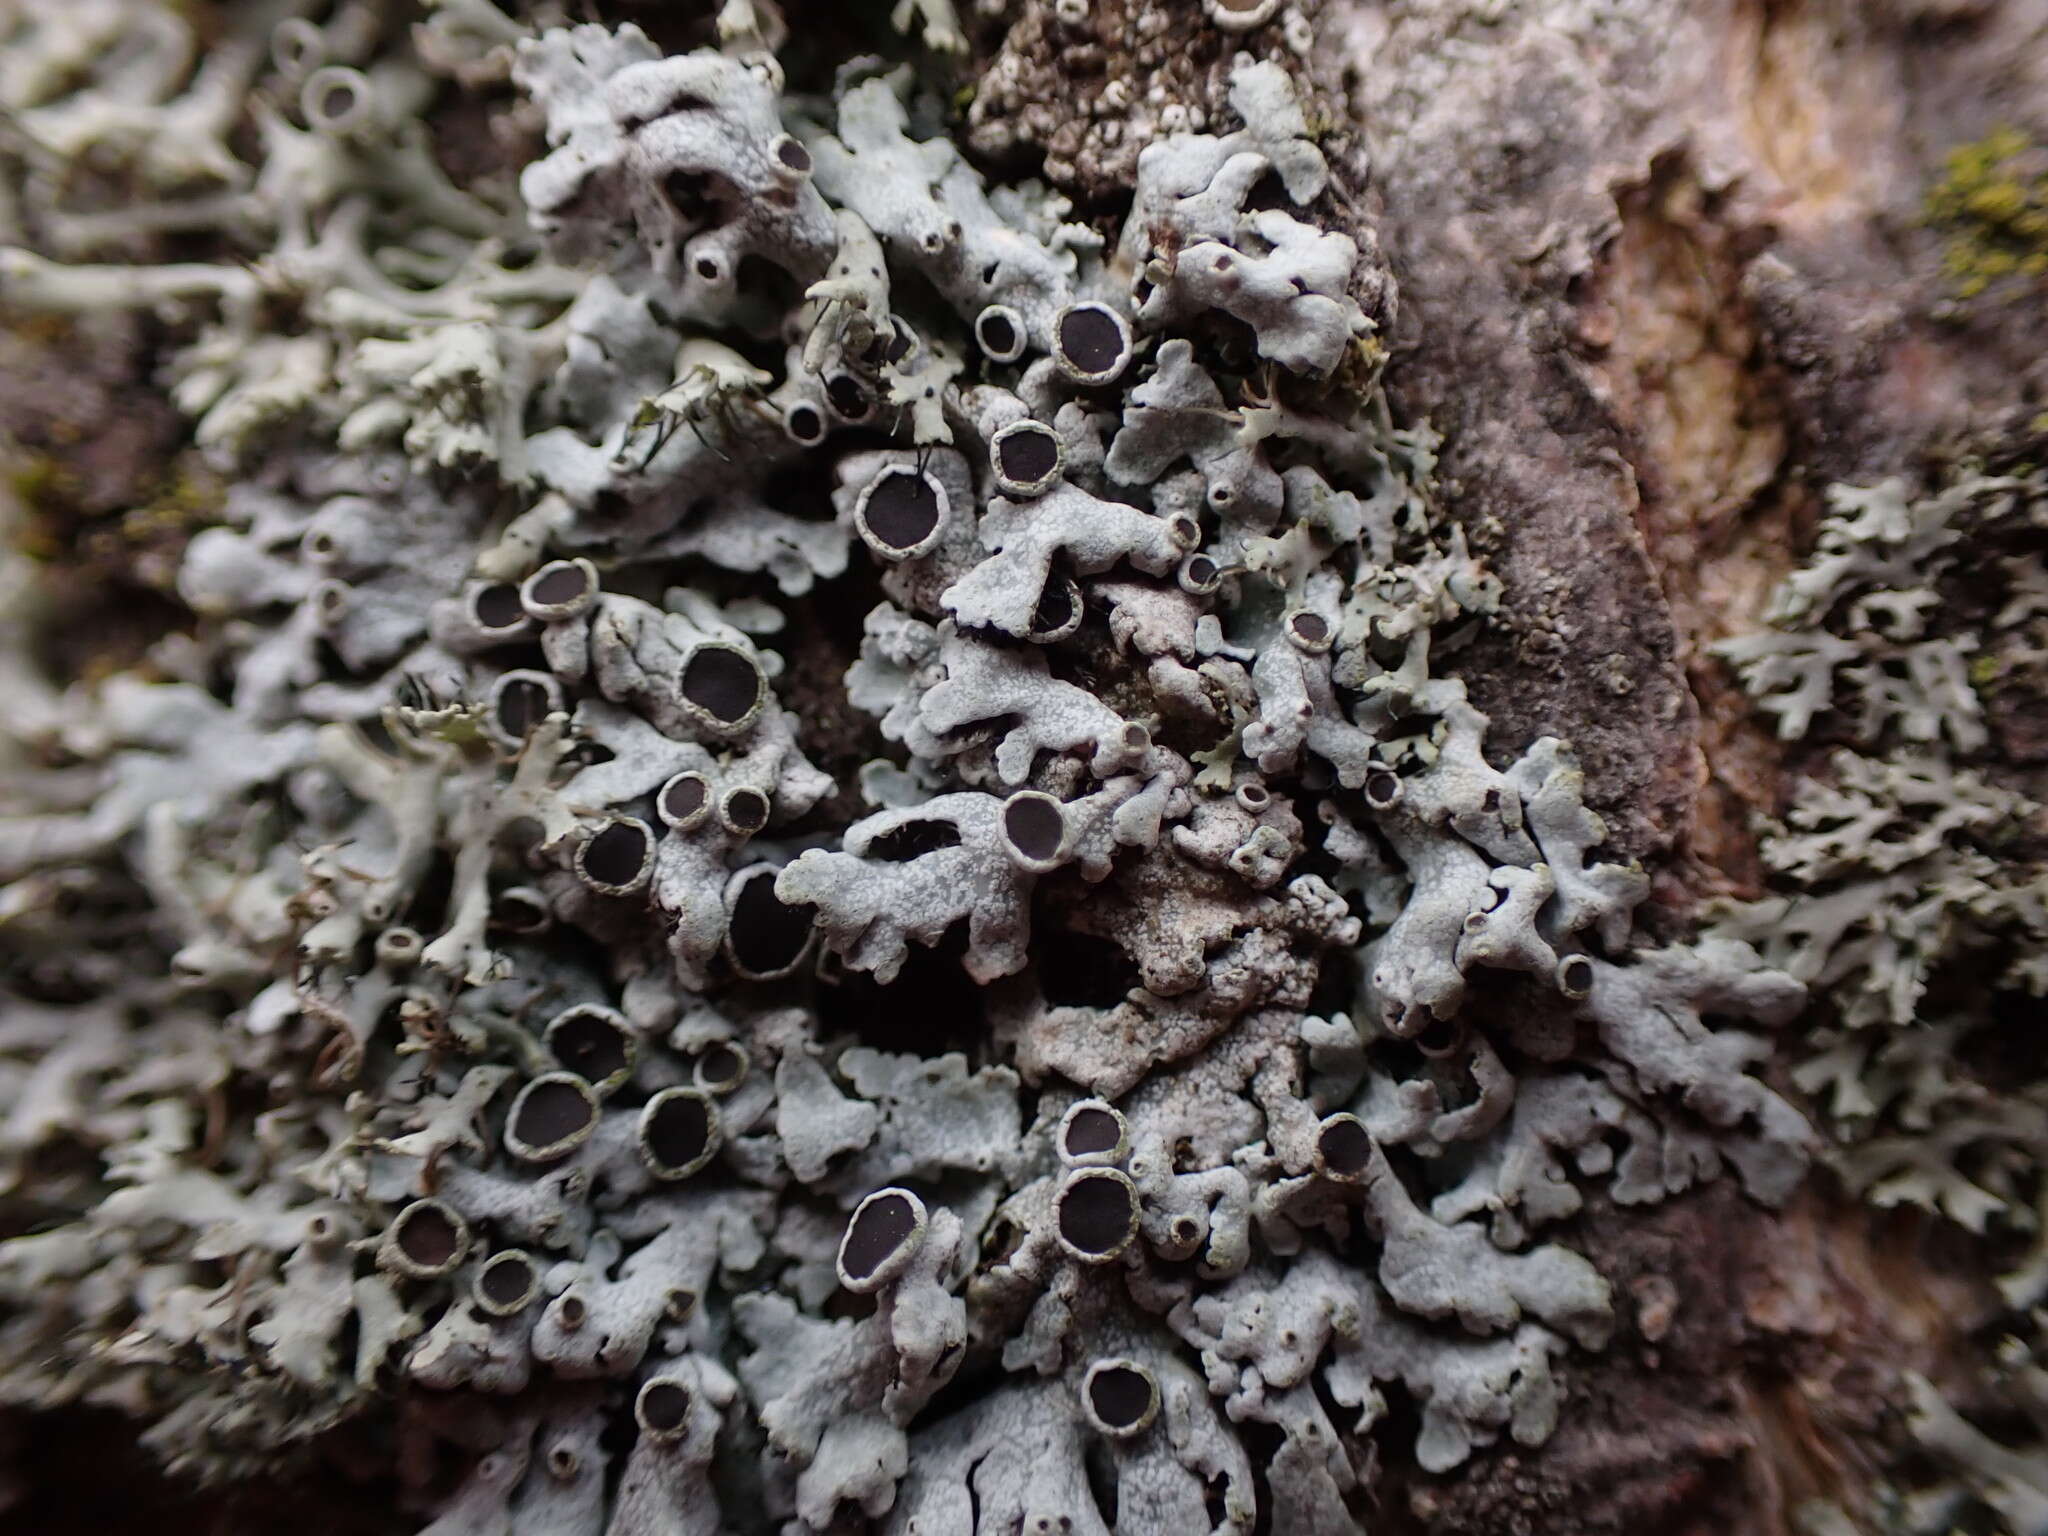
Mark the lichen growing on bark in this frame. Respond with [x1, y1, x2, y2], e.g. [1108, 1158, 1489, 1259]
[0, 1, 2043, 1534]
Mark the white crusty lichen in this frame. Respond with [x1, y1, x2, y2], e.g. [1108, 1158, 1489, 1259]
[0, 4, 1825, 1532]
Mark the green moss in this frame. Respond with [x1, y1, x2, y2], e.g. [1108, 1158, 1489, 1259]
[125, 456, 226, 542]
[1925, 127, 2048, 299]
[6, 455, 82, 562]
[7, 448, 222, 599]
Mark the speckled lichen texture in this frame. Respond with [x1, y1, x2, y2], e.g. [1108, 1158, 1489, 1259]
[0, 1, 2045, 1534]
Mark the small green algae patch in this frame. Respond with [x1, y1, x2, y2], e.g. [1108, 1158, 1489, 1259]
[1926, 127, 2048, 299]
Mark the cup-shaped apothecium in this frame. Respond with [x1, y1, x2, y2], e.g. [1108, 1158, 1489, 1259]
[546, 1004, 637, 1095]
[378, 1198, 471, 1279]
[677, 643, 767, 734]
[639, 1087, 722, 1181]
[975, 303, 1028, 363]
[505, 1073, 601, 1162]
[1052, 302, 1133, 386]
[636, 1376, 699, 1442]
[1081, 1358, 1161, 1438]
[520, 557, 599, 621]
[855, 464, 949, 562]
[1024, 575, 1083, 644]
[1055, 1168, 1140, 1264]
[1058, 1100, 1131, 1166]
[837, 1187, 930, 1294]
[474, 1249, 541, 1316]
[718, 785, 772, 837]
[990, 419, 1064, 497]
[693, 1041, 749, 1094]
[1313, 1114, 1375, 1183]
[488, 669, 562, 748]
[1000, 791, 1070, 874]
[577, 817, 657, 896]
[657, 771, 714, 832]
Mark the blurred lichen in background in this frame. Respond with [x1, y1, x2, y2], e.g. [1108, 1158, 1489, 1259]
[1714, 462, 2048, 1535]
